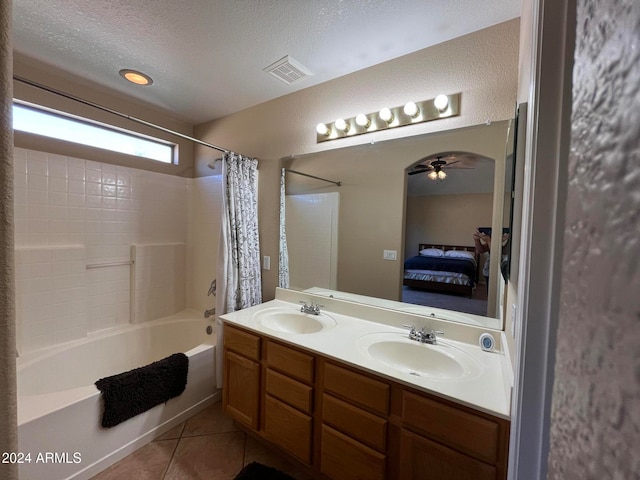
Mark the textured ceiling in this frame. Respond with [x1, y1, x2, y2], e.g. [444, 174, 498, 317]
[12, 0, 521, 124]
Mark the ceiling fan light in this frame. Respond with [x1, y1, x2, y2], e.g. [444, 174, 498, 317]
[438, 170, 447, 179]
[427, 171, 438, 180]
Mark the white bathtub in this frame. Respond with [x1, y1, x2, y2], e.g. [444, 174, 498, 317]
[16, 309, 218, 480]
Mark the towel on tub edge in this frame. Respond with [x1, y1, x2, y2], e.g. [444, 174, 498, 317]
[95, 353, 189, 428]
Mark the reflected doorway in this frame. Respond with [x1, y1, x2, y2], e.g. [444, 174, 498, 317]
[286, 193, 339, 290]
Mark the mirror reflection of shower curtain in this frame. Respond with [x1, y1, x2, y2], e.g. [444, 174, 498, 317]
[278, 168, 289, 288]
[215, 152, 262, 388]
[285, 193, 339, 290]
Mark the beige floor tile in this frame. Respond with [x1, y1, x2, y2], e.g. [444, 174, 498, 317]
[164, 431, 246, 480]
[182, 401, 238, 437]
[91, 439, 178, 480]
[156, 421, 186, 440]
[243, 435, 314, 480]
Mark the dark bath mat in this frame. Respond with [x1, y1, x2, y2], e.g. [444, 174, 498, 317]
[234, 462, 296, 480]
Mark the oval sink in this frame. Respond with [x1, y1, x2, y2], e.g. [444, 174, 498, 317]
[252, 307, 336, 334]
[357, 333, 482, 381]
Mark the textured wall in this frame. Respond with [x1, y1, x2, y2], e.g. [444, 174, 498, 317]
[547, 0, 640, 478]
[0, 0, 18, 478]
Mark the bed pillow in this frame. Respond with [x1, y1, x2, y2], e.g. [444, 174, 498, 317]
[419, 248, 444, 257]
[444, 250, 475, 261]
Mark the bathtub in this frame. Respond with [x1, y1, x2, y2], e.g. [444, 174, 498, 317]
[16, 309, 218, 480]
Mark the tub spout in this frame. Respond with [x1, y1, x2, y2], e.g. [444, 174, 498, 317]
[204, 308, 215, 318]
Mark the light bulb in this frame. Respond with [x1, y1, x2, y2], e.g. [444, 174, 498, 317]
[335, 118, 350, 132]
[379, 107, 394, 123]
[403, 101, 419, 118]
[355, 113, 370, 128]
[316, 123, 329, 136]
[119, 69, 153, 86]
[434, 94, 449, 112]
[428, 171, 438, 180]
[438, 170, 447, 179]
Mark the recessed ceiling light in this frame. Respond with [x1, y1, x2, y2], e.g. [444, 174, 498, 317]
[119, 69, 153, 86]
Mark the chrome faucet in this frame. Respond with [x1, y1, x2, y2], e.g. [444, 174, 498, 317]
[204, 307, 216, 318]
[299, 301, 322, 315]
[402, 325, 444, 344]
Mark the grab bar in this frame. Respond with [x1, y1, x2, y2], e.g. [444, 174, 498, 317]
[86, 261, 135, 269]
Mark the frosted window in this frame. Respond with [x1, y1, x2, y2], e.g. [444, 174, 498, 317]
[13, 102, 175, 163]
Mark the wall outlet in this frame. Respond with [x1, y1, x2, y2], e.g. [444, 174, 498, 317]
[383, 250, 397, 260]
[263, 255, 271, 270]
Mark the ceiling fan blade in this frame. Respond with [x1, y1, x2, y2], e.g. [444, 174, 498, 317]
[408, 170, 427, 175]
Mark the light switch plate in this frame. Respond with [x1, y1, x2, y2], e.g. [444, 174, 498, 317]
[383, 250, 397, 260]
[263, 255, 271, 270]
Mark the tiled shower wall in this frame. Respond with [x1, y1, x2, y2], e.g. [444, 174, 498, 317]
[12, 147, 221, 355]
[187, 175, 223, 316]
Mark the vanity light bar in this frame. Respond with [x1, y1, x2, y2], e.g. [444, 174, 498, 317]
[316, 93, 461, 143]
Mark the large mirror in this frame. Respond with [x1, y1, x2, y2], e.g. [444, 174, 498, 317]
[282, 121, 515, 330]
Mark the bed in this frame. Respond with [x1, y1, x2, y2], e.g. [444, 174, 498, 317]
[403, 244, 479, 297]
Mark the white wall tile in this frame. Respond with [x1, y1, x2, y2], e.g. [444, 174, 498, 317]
[14, 147, 202, 347]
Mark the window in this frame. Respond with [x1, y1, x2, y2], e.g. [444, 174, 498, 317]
[13, 101, 176, 164]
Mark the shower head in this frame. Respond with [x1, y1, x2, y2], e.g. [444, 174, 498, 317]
[207, 158, 223, 170]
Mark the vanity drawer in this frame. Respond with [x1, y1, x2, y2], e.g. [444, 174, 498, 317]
[402, 390, 500, 463]
[264, 395, 313, 464]
[266, 368, 313, 414]
[322, 393, 387, 452]
[224, 324, 260, 360]
[320, 424, 386, 480]
[266, 340, 314, 384]
[323, 362, 390, 416]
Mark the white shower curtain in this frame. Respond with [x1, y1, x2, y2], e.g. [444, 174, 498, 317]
[215, 152, 262, 388]
[278, 167, 289, 288]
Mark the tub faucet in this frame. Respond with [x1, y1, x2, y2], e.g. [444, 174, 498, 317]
[204, 307, 216, 319]
[299, 301, 322, 315]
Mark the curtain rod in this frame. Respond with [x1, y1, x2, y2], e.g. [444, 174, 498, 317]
[13, 75, 232, 155]
[285, 169, 341, 187]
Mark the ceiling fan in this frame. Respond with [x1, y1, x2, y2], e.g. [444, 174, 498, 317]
[407, 153, 475, 180]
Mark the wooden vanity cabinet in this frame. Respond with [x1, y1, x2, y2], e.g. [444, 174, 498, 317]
[320, 362, 389, 480]
[398, 389, 510, 479]
[263, 340, 315, 464]
[222, 323, 509, 480]
[222, 325, 261, 430]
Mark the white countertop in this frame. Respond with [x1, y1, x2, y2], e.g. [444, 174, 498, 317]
[220, 290, 511, 420]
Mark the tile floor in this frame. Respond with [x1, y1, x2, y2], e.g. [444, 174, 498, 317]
[91, 401, 314, 480]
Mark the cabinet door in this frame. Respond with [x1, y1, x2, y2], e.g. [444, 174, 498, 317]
[223, 349, 260, 430]
[264, 395, 313, 464]
[399, 429, 496, 480]
[320, 425, 386, 480]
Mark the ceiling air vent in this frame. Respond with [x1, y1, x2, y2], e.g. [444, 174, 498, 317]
[264, 55, 313, 85]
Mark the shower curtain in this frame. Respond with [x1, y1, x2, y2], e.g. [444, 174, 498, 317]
[215, 152, 262, 388]
[0, 1, 19, 478]
[216, 152, 262, 312]
[278, 167, 289, 288]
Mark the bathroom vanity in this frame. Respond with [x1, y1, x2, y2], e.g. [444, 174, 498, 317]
[220, 289, 511, 480]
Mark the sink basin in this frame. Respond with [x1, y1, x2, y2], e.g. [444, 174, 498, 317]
[252, 307, 337, 334]
[357, 333, 482, 381]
